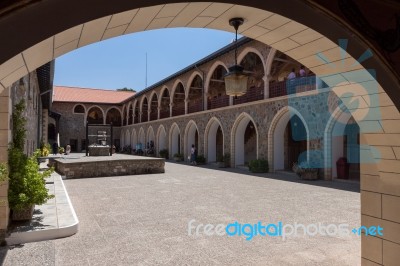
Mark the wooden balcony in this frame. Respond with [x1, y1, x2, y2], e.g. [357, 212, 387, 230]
[149, 112, 158, 121]
[188, 99, 203, 114]
[141, 113, 148, 123]
[269, 75, 316, 99]
[172, 104, 185, 117]
[160, 110, 170, 119]
[233, 86, 264, 105]
[208, 95, 229, 110]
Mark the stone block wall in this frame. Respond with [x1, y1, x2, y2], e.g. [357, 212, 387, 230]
[0, 85, 10, 241]
[52, 102, 122, 151]
[54, 158, 165, 179]
[0, 71, 41, 240]
[122, 90, 339, 168]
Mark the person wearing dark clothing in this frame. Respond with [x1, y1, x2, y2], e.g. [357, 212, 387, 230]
[52, 142, 58, 155]
[190, 144, 197, 165]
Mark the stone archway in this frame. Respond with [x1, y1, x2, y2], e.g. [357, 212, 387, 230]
[138, 127, 145, 146]
[124, 129, 130, 147]
[204, 117, 224, 163]
[169, 123, 181, 158]
[184, 120, 199, 161]
[231, 112, 259, 167]
[324, 105, 361, 181]
[0, 2, 400, 263]
[156, 125, 167, 155]
[268, 106, 310, 172]
[131, 129, 137, 148]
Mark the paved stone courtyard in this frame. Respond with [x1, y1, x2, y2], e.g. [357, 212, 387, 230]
[0, 162, 360, 265]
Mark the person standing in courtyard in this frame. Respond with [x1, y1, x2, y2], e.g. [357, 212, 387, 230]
[190, 144, 197, 165]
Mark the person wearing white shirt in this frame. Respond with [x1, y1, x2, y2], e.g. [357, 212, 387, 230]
[299, 65, 306, 77]
[287, 68, 296, 79]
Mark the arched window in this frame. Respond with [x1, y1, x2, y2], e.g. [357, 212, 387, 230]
[74, 104, 85, 114]
[207, 65, 228, 110]
[172, 83, 185, 116]
[188, 75, 203, 114]
[106, 108, 122, 126]
[87, 106, 104, 124]
[234, 52, 265, 104]
[160, 88, 170, 119]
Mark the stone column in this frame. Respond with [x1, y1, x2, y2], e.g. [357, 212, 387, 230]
[157, 107, 161, 120]
[263, 75, 270, 99]
[169, 103, 174, 117]
[184, 99, 189, 114]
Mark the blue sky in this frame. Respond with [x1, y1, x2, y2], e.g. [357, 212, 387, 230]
[54, 28, 236, 91]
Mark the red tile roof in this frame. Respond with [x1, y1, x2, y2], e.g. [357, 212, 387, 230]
[53, 86, 135, 104]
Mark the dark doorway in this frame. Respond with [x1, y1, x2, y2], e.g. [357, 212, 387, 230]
[285, 116, 307, 170]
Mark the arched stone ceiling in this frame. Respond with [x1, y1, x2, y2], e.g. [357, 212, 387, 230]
[0, 1, 398, 110]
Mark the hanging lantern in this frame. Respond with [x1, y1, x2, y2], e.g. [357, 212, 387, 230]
[224, 18, 248, 97]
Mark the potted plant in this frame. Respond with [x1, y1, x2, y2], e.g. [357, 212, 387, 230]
[8, 100, 54, 221]
[248, 159, 269, 173]
[223, 153, 231, 168]
[216, 154, 225, 168]
[196, 155, 206, 165]
[39, 142, 51, 157]
[0, 163, 8, 183]
[38, 142, 51, 163]
[159, 149, 169, 159]
[293, 161, 318, 180]
[173, 153, 183, 162]
[58, 146, 65, 154]
[9, 150, 55, 220]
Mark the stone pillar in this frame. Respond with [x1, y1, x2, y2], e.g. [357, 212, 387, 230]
[0, 86, 10, 241]
[42, 109, 48, 144]
[184, 99, 189, 115]
[169, 103, 174, 117]
[229, 96, 233, 106]
[263, 75, 270, 99]
[157, 107, 160, 120]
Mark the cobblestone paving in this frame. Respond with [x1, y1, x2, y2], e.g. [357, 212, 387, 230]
[0, 162, 360, 266]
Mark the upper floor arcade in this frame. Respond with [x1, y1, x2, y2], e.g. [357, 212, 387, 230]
[52, 38, 322, 128]
[120, 38, 321, 126]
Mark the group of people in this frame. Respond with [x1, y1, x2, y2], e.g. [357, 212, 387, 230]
[134, 140, 154, 156]
[287, 65, 307, 79]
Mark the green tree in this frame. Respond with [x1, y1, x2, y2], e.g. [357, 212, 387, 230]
[117, 87, 136, 92]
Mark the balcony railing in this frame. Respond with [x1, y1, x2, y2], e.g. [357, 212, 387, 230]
[172, 104, 185, 117]
[141, 113, 148, 123]
[188, 99, 203, 114]
[208, 95, 229, 110]
[233, 86, 264, 105]
[149, 112, 158, 121]
[269, 76, 316, 99]
[160, 110, 169, 119]
[269, 76, 316, 98]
